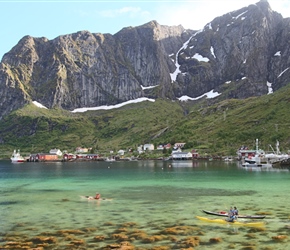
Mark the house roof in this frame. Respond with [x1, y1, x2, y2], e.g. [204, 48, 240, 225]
[172, 152, 191, 155]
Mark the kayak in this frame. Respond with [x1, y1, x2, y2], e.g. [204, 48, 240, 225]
[196, 216, 265, 228]
[202, 210, 266, 219]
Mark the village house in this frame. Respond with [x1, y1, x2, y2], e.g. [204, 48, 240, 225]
[171, 151, 192, 160]
[143, 144, 154, 151]
[118, 149, 125, 156]
[172, 147, 182, 153]
[29, 153, 59, 162]
[156, 143, 171, 150]
[63, 153, 76, 161]
[174, 142, 186, 149]
[75, 147, 89, 153]
[75, 154, 88, 160]
[85, 154, 99, 160]
[192, 149, 199, 159]
[137, 144, 155, 154]
[49, 148, 62, 156]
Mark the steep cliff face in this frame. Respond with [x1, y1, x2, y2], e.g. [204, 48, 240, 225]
[172, 0, 288, 99]
[0, 0, 289, 120]
[0, 21, 191, 119]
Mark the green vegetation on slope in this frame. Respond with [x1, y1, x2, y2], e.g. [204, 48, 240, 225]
[1, 84, 290, 158]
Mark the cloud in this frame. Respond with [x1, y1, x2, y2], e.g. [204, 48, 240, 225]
[153, 0, 288, 30]
[99, 6, 150, 19]
[270, 0, 290, 17]
[154, 1, 254, 30]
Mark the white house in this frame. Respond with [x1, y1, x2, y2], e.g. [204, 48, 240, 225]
[137, 145, 143, 154]
[49, 148, 62, 156]
[174, 142, 186, 149]
[143, 144, 154, 151]
[76, 147, 89, 153]
[118, 149, 125, 156]
[172, 151, 192, 160]
[172, 147, 182, 153]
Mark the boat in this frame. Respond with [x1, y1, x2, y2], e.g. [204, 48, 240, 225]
[240, 140, 290, 168]
[11, 149, 25, 163]
[223, 156, 234, 162]
[265, 141, 290, 165]
[202, 210, 266, 219]
[105, 157, 116, 162]
[196, 216, 265, 228]
[243, 139, 266, 164]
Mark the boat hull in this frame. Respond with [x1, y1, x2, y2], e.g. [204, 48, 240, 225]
[196, 216, 265, 228]
[11, 149, 25, 163]
[11, 159, 25, 163]
[202, 210, 265, 219]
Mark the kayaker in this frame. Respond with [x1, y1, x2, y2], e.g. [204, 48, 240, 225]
[227, 207, 236, 222]
[233, 206, 239, 216]
[94, 193, 101, 200]
[229, 207, 234, 216]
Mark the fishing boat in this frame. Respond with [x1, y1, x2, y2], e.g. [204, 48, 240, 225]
[243, 139, 266, 164]
[196, 216, 265, 228]
[240, 139, 289, 168]
[202, 210, 266, 219]
[11, 149, 25, 163]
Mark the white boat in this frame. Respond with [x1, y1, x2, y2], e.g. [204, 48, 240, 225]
[105, 157, 115, 162]
[243, 139, 267, 165]
[265, 141, 289, 164]
[224, 156, 234, 162]
[11, 149, 25, 163]
[241, 140, 290, 168]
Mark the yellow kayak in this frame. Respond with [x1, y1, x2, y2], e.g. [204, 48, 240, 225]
[196, 216, 265, 228]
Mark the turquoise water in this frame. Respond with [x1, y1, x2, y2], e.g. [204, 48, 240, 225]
[0, 160, 289, 249]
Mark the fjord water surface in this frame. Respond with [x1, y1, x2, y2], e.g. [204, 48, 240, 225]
[0, 160, 289, 249]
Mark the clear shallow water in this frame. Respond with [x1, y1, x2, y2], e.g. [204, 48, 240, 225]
[0, 160, 290, 249]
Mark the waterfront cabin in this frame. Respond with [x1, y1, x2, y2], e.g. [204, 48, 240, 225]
[76, 154, 87, 159]
[63, 153, 76, 161]
[85, 154, 99, 160]
[192, 149, 199, 159]
[29, 153, 58, 162]
[172, 151, 192, 160]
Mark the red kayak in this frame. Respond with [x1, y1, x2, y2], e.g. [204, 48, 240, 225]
[202, 210, 266, 219]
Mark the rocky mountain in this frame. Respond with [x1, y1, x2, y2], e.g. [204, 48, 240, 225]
[0, 0, 289, 120]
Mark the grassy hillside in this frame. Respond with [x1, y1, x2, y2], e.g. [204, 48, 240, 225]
[1, 84, 290, 158]
[156, 84, 290, 155]
[0, 99, 184, 157]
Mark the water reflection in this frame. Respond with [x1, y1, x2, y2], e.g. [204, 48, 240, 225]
[237, 162, 289, 172]
[171, 160, 199, 168]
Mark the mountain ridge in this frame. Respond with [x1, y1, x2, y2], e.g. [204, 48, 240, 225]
[1, 0, 290, 120]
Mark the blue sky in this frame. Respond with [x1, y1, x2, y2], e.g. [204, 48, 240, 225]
[1, 0, 289, 60]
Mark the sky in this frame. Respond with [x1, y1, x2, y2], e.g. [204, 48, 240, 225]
[1, 0, 289, 60]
